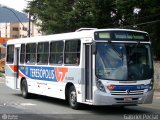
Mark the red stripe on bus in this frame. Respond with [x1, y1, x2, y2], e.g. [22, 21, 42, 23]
[18, 71, 25, 78]
[9, 65, 17, 72]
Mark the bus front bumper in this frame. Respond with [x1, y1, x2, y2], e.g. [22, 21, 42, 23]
[93, 89, 154, 106]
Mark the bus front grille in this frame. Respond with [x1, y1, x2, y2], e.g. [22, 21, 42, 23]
[110, 90, 145, 95]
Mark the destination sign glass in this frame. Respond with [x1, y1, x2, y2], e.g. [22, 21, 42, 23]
[94, 31, 149, 41]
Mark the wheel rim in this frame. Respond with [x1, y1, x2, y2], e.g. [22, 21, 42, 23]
[70, 91, 77, 107]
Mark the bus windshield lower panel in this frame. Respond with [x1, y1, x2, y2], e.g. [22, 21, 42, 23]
[95, 42, 153, 81]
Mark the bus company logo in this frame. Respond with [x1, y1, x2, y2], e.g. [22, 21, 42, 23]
[55, 68, 68, 82]
[126, 89, 130, 94]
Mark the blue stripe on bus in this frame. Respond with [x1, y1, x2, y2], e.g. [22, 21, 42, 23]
[19, 65, 66, 82]
[113, 84, 150, 90]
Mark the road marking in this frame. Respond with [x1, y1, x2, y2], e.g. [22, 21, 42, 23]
[20, 103, 36, 106]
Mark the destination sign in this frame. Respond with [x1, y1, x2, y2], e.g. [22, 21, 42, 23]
[94, 31, 149, 41]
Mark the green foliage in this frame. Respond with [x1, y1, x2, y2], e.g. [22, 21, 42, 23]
[26, 0, 160, 59]
[0, 72, 4, 77]
[26, 0, 115, 33]
[115, 0, 160, 59]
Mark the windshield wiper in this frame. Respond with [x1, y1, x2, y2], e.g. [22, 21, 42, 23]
[108, 40, 123, 58]
[128, 41, 140, 62]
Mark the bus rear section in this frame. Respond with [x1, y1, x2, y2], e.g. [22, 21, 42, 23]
[5, 44, 20, 90]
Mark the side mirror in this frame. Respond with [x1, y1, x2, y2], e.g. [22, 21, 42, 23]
[92, 41, 97, 54]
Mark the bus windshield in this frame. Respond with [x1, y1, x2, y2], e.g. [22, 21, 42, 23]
[96, 42, 153, 81]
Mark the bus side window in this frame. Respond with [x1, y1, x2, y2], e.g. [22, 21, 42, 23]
[6, 45, 14, 63]
[64, 40, 81, 65]
[25, 43, 36, 64]
[37, 42, 49, 64]
[50, 41, 64, 65]
[20, 44, 25, 64]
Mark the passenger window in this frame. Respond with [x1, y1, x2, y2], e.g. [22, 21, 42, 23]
[64, 40, 81, 65]
[50, 41, 64, 64]
[6, 45, 14, 63]
[20, 44, 25, 64]
[26, 43, 36, 64]
[37, 42, 49, 64]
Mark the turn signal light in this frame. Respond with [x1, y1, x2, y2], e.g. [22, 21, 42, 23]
[106, 85, 116, 90]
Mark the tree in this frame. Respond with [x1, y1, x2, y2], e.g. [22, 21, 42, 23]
[26, 0, 115, 34]
[26, 0, 160, 59]
[115, 0, 160, 59]
[26, 0, 74, 34]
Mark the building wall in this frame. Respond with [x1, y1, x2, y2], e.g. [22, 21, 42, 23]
[0, 22, 41, 39]
[0, 22, 42, 72]
[0, 23, 11, 38]
[10, 22, 20, 38]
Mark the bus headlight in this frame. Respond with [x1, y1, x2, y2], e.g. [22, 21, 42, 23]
[96, 80, 106, 92]
[148, 79, 154, 91]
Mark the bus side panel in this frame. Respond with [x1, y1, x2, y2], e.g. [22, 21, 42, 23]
[5, 64, 17, 89]
[18, 65, 83, 100]
[64, 68, 83, 103]
[26, 79, 66, 99]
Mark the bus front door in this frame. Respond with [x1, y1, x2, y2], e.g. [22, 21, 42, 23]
[85, 44, 93, 101]
[15, 47, 20, 89]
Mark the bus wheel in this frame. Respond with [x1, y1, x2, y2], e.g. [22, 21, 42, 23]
[21, 79, 30, 99]
[68, 86, 79, 109]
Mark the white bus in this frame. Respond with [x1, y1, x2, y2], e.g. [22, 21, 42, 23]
[5, 28, 154, 109]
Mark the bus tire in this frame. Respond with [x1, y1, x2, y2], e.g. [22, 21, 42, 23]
[68, 86, 79, 109]
[21, 79, 30, 99]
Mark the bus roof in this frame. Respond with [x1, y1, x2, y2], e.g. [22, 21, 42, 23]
[7, 28, 148, 45]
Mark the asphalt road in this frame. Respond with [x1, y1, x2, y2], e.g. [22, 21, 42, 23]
[0, 78, 160, 120]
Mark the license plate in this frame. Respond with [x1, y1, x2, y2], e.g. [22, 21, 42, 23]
[124, 97, 132, 101]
